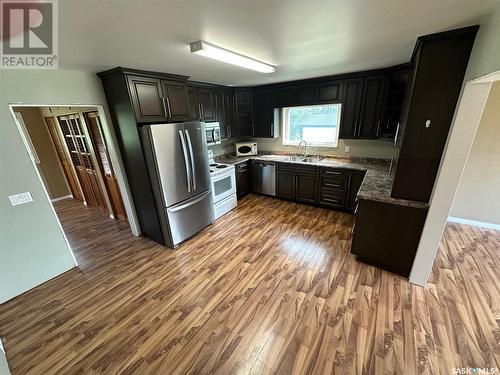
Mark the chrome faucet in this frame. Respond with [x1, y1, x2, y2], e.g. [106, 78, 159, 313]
[298, 140, 308, 158]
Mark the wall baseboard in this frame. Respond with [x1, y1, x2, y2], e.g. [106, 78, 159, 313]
[51, 195, 73, 203]
[447, 216, 500, 230]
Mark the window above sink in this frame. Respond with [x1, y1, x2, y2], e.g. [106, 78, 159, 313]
[282, 103, 341, 148]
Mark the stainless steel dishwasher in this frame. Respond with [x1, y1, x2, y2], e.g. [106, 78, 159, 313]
[252, 160, 276, 196]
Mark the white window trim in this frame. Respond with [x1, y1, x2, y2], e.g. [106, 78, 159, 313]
[281, 104, 341, 148]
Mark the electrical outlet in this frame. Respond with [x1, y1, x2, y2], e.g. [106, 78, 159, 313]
[344, 145, 351, 153]
[8, 192, 33, 206]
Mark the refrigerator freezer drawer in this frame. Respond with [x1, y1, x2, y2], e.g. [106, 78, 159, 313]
[166, 190, 214, 246]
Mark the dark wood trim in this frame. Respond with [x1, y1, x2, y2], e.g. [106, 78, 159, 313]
[97, 66, 189, 82]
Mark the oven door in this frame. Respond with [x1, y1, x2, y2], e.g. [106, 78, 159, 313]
[211, 170, 236, 204]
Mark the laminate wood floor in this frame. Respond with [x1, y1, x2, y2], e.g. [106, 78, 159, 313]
[0, 195, 499, 374]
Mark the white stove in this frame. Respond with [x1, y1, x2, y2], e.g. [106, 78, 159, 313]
[208, 150, 237, 220]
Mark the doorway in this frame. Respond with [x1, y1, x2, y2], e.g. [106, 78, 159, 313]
[12, 105, 131, 244]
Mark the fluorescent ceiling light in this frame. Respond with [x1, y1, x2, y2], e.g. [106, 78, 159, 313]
[189, 41, 275, 74]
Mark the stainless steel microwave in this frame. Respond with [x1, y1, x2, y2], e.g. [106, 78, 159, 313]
[205, 122, 221, 146]
[235, 142, 257, 156]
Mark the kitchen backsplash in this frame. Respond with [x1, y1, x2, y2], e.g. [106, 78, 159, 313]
[210, 137, 398, 159]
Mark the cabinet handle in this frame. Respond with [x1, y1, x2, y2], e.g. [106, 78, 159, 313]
[323, 183, 341, 188]
[200, 103, 205, 120]
[165, 97, 172, 117]
[376, 120, 381, 136]
[324, 170, 343, 175]
[197, 103, 202, 120]
[394, 122, 400, 147]
[162, 97, 168, 117]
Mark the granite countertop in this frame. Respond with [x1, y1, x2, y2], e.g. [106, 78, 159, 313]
[215, 153, 429, 209]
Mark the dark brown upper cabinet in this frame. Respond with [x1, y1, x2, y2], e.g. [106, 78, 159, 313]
[223, 90, 237, 139]
[391, 26, 479, 203]
[127, 75, 190, 124]
[274, 87, 295, 108]
[127, 75, 167, 123]
[160, 80, 190, 122]
[198, 88, 217, 122]
[317, 81, 344, 103]
[339, 78, 363, 138]
[295, 85, 316, 105]
[358, 75, 386, 139]
[187, 86, 200, 120]
[340, 75, 386, 139]
[253, 89, 278, 138]
[235, 90, 254, 137]
[380, 66, 409, 138]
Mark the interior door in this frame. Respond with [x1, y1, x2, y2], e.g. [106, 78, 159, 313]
[84, 111, 127, 221]
[45, 116, 83, 201]
[148, 123, 192, 207]
[183, 122, 211, 196]
[58, 114, 108, 212]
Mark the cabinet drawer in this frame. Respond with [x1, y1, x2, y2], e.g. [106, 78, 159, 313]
[318, 192, 345, 208]
[320, 167, 348, 179]
[320, 176, 347, 191]
[278, 163, 318, 175]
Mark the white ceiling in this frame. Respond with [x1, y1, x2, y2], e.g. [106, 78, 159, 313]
[60, 0, 496, 86]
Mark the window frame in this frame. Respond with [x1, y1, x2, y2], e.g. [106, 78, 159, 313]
[281, 103, 342, 148]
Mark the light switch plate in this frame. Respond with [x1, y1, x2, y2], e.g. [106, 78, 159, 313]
[8, 192, 33, 206]
[344, 145, 351, 153]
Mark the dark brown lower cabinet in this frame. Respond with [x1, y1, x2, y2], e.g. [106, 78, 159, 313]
[346, 171, 366, 211]
[351, 199, 428, 277]
[295, 174, 318, 204]
[276, 163, 318, 204]
[235, 161, 249, 199]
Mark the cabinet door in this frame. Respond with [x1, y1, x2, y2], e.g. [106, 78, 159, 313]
[127, 75, 166, 123]
[358, 75, 386, 139]
[198, 88, 217, 122]
[274, 87, 295, 107]
[236, 163, 249, 198]
[187, 86, 201, 120]
[295, 173, 318, 204]
[215, 91, 228, 139]
[295, 85, 316, 105]
[317, 81, 343, 103]
[236, 90, 253, 137]
[339, 78, 363, 138]
[277, 170, 295, 200]
[161, 80, 190, 121]
[224, 90, 237, 139]
[253, 89, 275, 138]
[346, 170, 366, 211]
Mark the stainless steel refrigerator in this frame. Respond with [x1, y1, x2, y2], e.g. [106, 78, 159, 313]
[140, 122, 214, 248]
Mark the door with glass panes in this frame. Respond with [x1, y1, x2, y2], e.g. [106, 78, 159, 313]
[57, 114, 108, 212]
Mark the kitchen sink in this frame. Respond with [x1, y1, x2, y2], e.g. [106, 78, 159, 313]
[302, 156, 323, 163]
[283, 155, 305, 162]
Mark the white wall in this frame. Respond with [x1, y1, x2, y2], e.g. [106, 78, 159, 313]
[409, 4, 500, 286]
[450, 81, 500, 225]
[0, 70, 118, 303]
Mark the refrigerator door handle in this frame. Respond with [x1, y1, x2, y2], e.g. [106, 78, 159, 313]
[178, 130, 192, 192]
[184, 129, 197, 191]
[167, 190, 211, 213]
